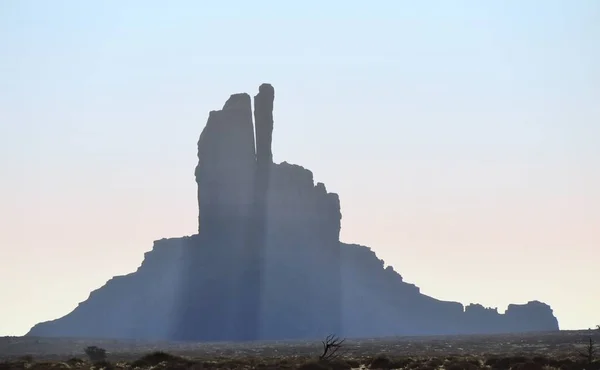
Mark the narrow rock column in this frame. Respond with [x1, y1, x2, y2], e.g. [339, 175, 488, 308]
[253, 84, 275, 269]
[254, 83, 275, 165]
[236, 83, 275, 340]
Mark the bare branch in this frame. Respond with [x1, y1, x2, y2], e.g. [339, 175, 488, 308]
[578, 337, 596, 365]
[319, 334, 346, 362]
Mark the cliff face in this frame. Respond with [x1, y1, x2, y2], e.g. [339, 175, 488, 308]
[27, 84, 559, 341]
[339, 243, 558, 337]
[195, 92, 256, 236]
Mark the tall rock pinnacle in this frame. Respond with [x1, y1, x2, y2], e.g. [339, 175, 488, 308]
[254, 83, 275, 165]
[195, 93, 256, 234]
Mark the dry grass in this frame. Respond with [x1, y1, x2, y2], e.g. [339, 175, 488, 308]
[1, 330, 599, 370]
[1, 353, 599, 370]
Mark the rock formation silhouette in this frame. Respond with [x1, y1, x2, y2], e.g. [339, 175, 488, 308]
[27, 84, 559, 341]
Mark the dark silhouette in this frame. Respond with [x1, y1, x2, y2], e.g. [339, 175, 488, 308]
[26, 84, 559, 341]
[579, 337, 597, 364]
[83, 346, 106, 363]
[319, 334, 345, 361]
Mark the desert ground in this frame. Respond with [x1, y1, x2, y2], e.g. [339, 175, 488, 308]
[1, 330, 599, 369]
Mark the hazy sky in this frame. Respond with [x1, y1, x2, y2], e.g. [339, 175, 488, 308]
[1, 1, 599, 336]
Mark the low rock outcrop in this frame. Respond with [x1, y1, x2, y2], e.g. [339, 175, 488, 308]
[27, 84, 559, 341]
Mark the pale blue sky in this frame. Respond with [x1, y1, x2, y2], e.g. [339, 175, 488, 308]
[1, 1, 599, 336]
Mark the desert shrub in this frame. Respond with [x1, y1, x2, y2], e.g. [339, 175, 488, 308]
[30, 362, 72, 369]
[510, 362, 544, 370]
[510, 357, 530, 364]
[66, 357, 85, 366]
[90, 360, 113, 369]
[130, 351, 192, 368]
[370, 355, 392, 369]
[328, 359, 352, 370]
[345, 359, 361, 368]
[461, 357, 482, 366]
[17, 355, 33, 363]
[201, 360, 219, 368]
[531, 356, 550, 365]
[485, 357, 500, 367]
[427, 357, 445, 368]
[214, 357, 271, 369]
[84, 346, 107, 363]
[298, 360, 333, 370]
[278, 358, 294, 366]
[410, 359, 430, 369]
[445, 362, 480, 370]
[391, 357, 419, 369]
[553, 358, 575, 370]
[490, 356, 529, 370]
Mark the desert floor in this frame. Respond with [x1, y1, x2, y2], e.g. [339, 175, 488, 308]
[1, 330, 599, 369]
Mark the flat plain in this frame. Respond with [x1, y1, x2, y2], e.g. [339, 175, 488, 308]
[1, 330, 599, 369]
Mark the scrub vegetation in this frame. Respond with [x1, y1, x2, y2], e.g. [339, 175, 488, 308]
[1, 330, 599, 370]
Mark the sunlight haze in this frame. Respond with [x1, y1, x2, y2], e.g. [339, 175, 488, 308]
[0, 0, 599, 336]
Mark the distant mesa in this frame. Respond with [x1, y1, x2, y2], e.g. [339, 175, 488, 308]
[27, 84, 559, 341]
